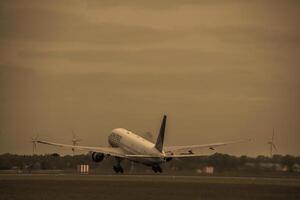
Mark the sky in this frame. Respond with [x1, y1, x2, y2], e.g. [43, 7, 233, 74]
[0, 0, 299, 156]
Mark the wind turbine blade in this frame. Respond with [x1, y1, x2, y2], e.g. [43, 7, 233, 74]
[272, 128, 275, 142]
[272, 143, 278, 151]
[71, 129, 76, 140]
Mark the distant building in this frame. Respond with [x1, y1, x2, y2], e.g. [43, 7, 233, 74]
[77, 164, 89, 174]
[196, 166, 214, 174]
[204, 166, 214, 174]
[292, 164, 300, 172]
[11, 166, 22, 174]
[245, 162, 283, 171]
[259, 162, 282, 171]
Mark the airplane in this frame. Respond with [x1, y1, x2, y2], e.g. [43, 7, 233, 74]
[34, 115, 250, 173]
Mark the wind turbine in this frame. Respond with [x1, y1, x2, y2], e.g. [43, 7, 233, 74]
[31, 135, 39, 155]
[267, 128, 278, 157]
[71, 131, 81, 155]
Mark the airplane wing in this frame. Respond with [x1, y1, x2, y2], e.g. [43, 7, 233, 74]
[126, 154, 205, 158]
[164, 139, 251, 154]
[36, 140, 127, 158]
[36, 138, 251, 159]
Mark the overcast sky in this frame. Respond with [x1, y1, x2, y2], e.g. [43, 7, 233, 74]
[0, 0, 299, 156]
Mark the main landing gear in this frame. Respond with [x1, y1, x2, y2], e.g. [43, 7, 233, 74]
[152, 165, 162, 173]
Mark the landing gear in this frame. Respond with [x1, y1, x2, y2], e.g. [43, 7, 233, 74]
[113, 157, 124, 174]
[113, 165, 124, 173]
[152, 165, 162, 173]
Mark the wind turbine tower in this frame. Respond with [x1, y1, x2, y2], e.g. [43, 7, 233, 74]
[267, 128, 278, 157]
[31, 135, 38, 155]
[71, 131, 82, 155]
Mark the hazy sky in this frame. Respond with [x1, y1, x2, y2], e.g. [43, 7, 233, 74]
[0, 0, 299, 156]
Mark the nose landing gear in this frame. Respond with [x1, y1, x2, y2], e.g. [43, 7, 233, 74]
[152, 165, 162, 173]
[113, 157, 124, 173]
[113, 165, 124, 173]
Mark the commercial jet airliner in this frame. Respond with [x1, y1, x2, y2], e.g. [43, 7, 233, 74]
[35, 115, 249, 173]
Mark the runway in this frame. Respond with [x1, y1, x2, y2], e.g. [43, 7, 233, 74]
[1, 174, 300, 200]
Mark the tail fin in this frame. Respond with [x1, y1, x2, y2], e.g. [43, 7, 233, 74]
[155, 115, 167, 152]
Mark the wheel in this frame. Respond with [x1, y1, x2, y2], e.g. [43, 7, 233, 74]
[152, 166, 158, 173]
[157, 166, 162, 173]
[119, 167, 124, 173]
[113, 166, 119, 173]
[152, 165, 162, 173]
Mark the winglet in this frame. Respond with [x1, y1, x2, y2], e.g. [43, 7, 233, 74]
[155, 115, 167, 152]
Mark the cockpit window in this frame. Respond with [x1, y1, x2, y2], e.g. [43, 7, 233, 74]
[108, 132, 122, 147]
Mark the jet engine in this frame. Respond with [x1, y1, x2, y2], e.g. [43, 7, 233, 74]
[91, 152, 105, 162]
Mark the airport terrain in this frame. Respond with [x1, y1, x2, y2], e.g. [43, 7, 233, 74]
[1, 174, 299, 200]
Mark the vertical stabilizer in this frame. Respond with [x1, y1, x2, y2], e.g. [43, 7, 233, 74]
[155, 115, 167, 152]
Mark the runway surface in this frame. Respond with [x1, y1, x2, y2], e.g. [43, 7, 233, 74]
[1, 174, 300, 200]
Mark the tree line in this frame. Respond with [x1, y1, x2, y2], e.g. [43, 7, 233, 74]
[0, 153, 299, 173]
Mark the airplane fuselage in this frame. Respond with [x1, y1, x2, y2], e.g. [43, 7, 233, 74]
[108, 128, 165, 166]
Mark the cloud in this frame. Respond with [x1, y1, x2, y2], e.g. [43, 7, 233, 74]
[18, 47, 256, 71]
[193, 26, 300, 46]
[85, 0, 239, 10]
[0, 0, 300, 155]
[0, 3, 183, 44]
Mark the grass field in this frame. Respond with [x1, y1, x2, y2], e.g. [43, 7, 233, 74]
[1, 174, 300, 200]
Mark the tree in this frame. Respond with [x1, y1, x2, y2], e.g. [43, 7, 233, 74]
[281, 155, 295, 172]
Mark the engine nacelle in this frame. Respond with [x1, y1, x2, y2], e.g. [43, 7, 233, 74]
[91, 152, 105, 162]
